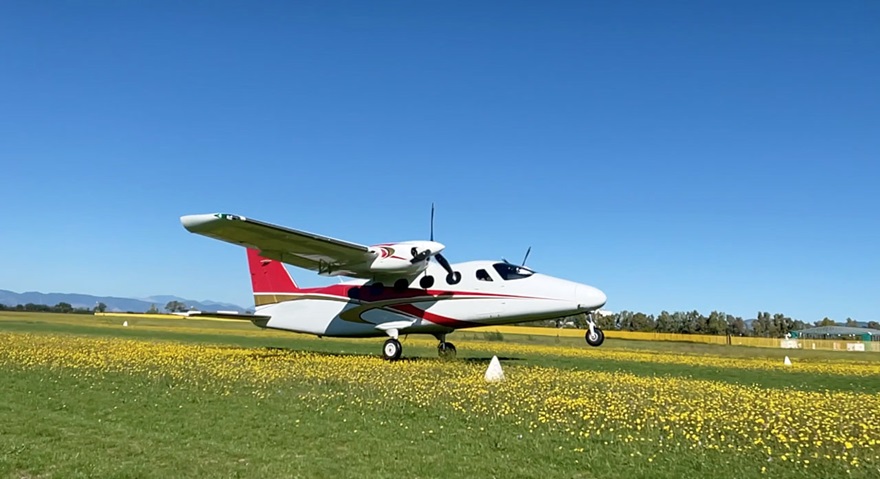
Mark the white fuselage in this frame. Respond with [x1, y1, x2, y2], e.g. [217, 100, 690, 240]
[254, 261, 607, 338]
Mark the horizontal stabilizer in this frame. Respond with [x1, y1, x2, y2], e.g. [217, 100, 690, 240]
[173, 311, 271, 322]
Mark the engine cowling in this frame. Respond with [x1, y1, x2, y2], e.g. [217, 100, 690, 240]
[368, 240, 445, 273]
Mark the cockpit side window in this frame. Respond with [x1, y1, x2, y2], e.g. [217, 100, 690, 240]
[476, 269, 493, 281]
[492, 263, 534, 280]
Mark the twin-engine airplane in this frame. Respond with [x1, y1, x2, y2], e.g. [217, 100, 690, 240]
[180, 210, 608, 360]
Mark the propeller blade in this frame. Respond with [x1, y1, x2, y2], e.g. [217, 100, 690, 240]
[522, 246, 531, 266]
[430, 202, 435, 241]
[435, 252, 454, 276]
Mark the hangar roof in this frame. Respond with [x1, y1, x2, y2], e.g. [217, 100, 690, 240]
[793, 326, 880, 337]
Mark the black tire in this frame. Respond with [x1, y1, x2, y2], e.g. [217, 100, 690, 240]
[383, 339, 402, 361]
[393, 278, 409, 291]
[585, 328, 605, 347]
[419, 275, 435, 289]
[438, 342, 457, 359]
[446, 271, 462, 285]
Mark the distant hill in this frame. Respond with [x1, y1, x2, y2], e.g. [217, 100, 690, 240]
[0, 290, 249, 313]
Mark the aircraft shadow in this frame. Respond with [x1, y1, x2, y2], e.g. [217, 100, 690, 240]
[460, 356, 523, 363]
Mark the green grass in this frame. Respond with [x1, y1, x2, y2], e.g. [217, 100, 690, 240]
[2, 312, 879, 478]
[1, 365, 781, 479]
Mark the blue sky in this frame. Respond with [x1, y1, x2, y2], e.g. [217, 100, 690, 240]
[1, 1, 877, 322]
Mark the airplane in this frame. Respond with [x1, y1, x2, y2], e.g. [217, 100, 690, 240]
[179, 210, 608, 361]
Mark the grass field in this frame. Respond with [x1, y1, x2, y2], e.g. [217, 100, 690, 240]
[2, 312, 879, 478]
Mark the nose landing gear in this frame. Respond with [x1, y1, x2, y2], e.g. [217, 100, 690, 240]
[584, 313, 605, 347]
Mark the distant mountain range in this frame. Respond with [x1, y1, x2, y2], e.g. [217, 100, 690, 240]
[0, 290, 249, 313]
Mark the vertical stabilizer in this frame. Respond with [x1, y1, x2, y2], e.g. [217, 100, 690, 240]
[247, 249, 299, 305]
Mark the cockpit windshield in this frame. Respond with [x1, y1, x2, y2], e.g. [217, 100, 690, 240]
[492, 262, 535, 280]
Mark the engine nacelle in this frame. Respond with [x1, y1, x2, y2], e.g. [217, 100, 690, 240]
[368, 240, 445, 273]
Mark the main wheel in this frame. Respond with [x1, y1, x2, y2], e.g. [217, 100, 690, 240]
[438, 342, 457, 360]
[446, 271, 462, 285]
[383, 339, 403, 361]
[585, 328, 605, 347]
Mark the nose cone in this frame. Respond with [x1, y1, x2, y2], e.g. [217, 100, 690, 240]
[576, 284, 607, 311]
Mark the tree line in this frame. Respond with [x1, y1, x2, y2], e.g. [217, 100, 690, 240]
[0, 302, 104, 314]
[540, 311, 880, 337]
[0, 300, 190, 314]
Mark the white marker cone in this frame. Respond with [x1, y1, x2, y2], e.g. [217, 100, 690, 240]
[784, 356, 791, 366]
[485, 355, 504, 382]
[123, 321, 128, 327]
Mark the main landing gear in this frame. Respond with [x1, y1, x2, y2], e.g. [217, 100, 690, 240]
[436, 333, 456, 360]
[380, 331, 458, 361]
[383, 338, 402, 361]
[584, 313, 605, 347]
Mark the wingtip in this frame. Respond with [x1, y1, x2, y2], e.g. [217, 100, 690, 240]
[180, 213, 221, 231]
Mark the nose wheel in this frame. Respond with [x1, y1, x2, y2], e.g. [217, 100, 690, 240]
[585, 328, 605, 347]
[584, 313, 605, 347]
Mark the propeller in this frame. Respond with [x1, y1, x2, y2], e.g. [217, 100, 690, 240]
[503, 246, 532, 266]
[429, 202, 455, 276]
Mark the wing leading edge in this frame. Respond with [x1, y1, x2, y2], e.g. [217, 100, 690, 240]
[180, 213, 377, 277]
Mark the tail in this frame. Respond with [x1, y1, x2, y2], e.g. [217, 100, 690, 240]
[247, 249, 300, 306]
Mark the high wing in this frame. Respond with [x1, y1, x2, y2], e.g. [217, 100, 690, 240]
[180, 213, 378, 277]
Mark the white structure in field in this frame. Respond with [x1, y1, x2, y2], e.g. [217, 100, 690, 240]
[485, 355, 504, 382]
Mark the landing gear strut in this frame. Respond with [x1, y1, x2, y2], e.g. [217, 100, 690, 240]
[584, 313, 605, 347]
[435, 333, 457, 360]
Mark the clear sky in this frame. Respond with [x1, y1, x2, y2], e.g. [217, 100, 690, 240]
[1, 1, 878, 322]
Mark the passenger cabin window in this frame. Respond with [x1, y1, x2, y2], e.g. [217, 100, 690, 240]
[492, 263, 534, 280]
[476, 269, 493, 281]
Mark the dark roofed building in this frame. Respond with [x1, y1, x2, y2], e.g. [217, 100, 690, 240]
[792, 326, 880, 342]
